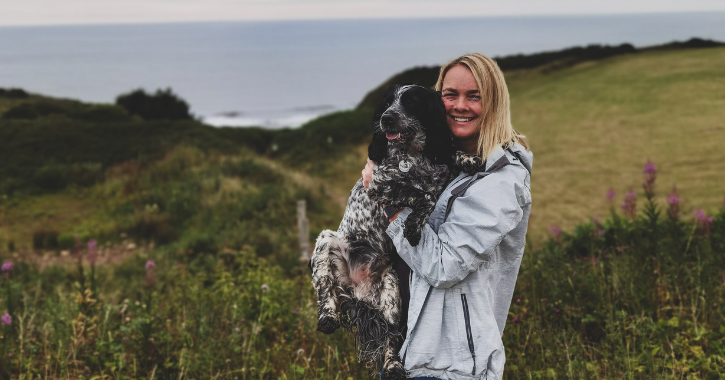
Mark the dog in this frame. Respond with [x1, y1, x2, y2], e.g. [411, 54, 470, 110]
[310, 85, 454, 380]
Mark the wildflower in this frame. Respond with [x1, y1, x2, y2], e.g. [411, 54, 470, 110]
[1, 312, 10, 326]
[555, 309, 560, 313]
[551, 280, 557, 285]
[297, 348, 305, 356]
[1, 261, 11, 273]
[606, 188, 616, 204]
[145, 260, 156, 287]
[241, 318, 245, 323]
[694, 209, 713, 236]
[512, 317, 519, 323]
[642, 160, 657, 198]
[234, 327, 241, 333]
[548, 225, 562, 243]
[261, 284, 269, 292]
[667, 186, 681, 220]
[597, 229, 605, 237]
[87, 239, 98, 265]
[583, 256, 588, 261]
[620, 190, 637, 219]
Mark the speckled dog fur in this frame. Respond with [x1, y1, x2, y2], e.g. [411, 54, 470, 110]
[310, 85, 454, 380]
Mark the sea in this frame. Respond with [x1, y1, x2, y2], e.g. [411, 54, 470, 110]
[1, 12, 724, 128]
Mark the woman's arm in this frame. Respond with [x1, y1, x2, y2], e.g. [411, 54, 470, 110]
[387, 172, 529, 289]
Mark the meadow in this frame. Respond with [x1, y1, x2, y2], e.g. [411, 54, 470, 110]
[1, 45, 724, 379]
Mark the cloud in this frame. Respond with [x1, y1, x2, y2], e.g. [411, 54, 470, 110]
[1, 0, 724, 26]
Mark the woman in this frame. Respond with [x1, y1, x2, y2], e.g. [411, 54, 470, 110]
[363, 53, 532, 380]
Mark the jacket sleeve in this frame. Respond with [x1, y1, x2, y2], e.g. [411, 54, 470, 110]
[386, 172, 526, 289]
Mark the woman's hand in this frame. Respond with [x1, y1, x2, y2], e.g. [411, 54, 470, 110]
[362, 158, 375, 189]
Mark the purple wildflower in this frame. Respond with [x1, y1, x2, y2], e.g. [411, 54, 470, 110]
[145, 260, 156, 287]
[1, 313, 10, 326]
[694, 209, 713, 236]
[1, 261, 11, 273]
[583, 257, 589, 261]
[606, 188, 616, 203]
[555, 309, 560, 314]
[551, 280, 557, 285]
[597, 229, 605, 237]
[620, 190, 637, 220]
[642, 160, 657, 198]
[512, 317, 519, 323]
[667, 186, 681, 220]
[261, 284, 269, 292]
[548, 225, 562, 243]
[87, 239, 98, 265]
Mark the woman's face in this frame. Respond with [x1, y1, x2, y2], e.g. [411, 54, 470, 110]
[441, 65, 482, 152]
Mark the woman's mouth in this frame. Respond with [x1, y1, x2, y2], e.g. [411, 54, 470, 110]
[453, 117, 475, 122]
[386, 133, 401, 140]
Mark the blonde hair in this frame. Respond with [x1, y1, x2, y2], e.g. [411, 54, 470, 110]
[434, 53, 528, 159]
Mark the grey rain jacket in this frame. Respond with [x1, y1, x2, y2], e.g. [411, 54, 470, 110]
[385, 143, 532, 380]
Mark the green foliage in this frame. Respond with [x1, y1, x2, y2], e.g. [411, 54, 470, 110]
[116, 88, 193, 120]
[503, 202, 725, 378]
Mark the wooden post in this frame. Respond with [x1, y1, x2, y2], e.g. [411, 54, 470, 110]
[297, 200, 310, 261]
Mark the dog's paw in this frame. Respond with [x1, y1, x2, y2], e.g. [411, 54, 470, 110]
[403, 225, 422, 246]
[381, 359, 407, 380]
[317, 314, 340, 334]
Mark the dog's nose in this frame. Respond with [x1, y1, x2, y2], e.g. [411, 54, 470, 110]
[380, 113, 394, 127]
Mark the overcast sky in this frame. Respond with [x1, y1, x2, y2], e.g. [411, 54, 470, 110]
[2, 0, 725, 26]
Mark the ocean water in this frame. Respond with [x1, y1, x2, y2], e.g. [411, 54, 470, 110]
[1, 13, 724, 128]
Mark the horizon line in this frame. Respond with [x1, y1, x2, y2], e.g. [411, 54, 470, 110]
[2, 9, 724, 28]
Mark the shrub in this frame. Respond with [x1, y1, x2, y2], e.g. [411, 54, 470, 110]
[31, 229, 59, 250]
[116, 88, 193, 120]
[0, 88, 29, 98]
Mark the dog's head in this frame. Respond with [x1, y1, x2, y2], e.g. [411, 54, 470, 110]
[368, 85, 454, 168]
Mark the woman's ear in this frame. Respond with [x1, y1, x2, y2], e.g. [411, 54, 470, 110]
[423, 91, 455, 167]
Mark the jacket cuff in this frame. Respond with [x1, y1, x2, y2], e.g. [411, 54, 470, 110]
[386, 208, 411, 238]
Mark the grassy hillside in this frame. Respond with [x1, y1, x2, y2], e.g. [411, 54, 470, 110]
[510, 47, 725, 242]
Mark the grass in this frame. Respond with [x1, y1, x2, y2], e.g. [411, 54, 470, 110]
[508, 47, 725, 242]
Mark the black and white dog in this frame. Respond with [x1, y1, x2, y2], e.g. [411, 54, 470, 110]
[310, 85, 454, 380]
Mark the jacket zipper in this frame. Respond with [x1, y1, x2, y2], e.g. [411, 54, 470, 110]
[460, 293, 476, 375]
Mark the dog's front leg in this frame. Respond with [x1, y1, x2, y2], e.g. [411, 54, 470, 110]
[310, 230, 350, 334]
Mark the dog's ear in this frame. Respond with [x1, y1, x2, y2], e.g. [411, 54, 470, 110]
[422, 90, 455, 168]
[368, 85, 398, 164]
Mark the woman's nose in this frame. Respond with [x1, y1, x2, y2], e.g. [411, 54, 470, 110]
[453, 96, 469, 111]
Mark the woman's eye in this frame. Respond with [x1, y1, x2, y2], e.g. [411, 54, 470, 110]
[442, 93, 456, 99]
[468, 95, 481, 101]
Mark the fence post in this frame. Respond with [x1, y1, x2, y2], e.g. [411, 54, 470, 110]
[297, 200, 310, 261]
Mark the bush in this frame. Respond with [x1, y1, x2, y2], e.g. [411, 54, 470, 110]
[31, 229, 59, 250]
[116, 88, 193, 120]
[0, 88, 29, 98]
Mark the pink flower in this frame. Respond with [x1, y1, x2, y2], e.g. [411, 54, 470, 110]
[512, 317, 519, 323]
[145, 260, 156, 287]
[261, 284, 269, 292]
[620, 190, 637, 219]
[87, 239, 98, 265]
[1, 261, 11, 273]
[606, 188, 616, 203]
[1, 313, 10, 326]
[555, 309, 560, 313]
[667, 186, 681, 220]
[597, 229, 605, 237]
[694, 209, 713, 236]
[642, 160, 657, 198]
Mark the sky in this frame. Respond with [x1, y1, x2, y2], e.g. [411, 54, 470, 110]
[2, 0, 725, 26]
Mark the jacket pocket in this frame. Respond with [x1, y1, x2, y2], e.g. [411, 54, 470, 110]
[461, 293, 477, 376]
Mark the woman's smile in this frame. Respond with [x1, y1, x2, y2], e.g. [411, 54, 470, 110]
[440, 64, 483, 153]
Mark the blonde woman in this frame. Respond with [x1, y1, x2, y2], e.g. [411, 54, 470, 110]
[363, 53, 532, 380]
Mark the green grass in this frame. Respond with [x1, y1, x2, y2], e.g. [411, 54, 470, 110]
[508, 47, 725, 242]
